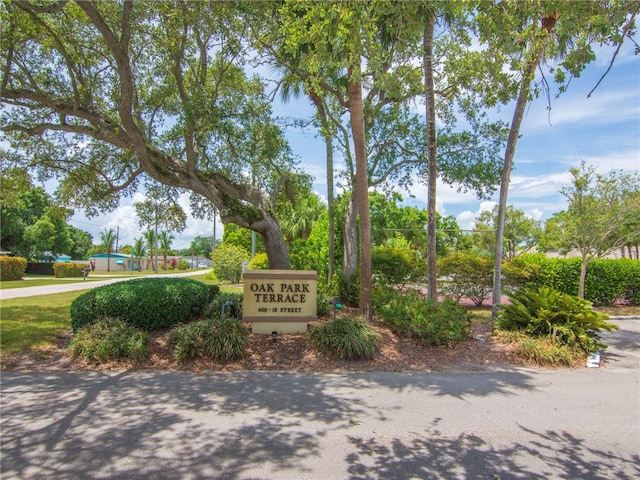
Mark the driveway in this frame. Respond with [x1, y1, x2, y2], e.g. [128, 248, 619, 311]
[1, 320, 638, 480]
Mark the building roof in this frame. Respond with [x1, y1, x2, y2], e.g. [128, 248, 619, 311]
[88, 253, 134, 259]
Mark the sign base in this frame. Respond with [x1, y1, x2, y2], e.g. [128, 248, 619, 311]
[252, 322, 308, 335]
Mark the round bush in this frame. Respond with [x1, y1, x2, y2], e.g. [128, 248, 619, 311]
[70, 277, 211, 332]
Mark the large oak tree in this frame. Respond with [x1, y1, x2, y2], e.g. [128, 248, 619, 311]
[1, 0, 299, 269]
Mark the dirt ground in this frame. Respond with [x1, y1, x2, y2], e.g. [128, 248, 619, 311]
[1, 313, 529, 373]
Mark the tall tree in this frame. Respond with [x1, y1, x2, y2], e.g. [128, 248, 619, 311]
[1, 1, 299, 269]
[473, 1, 640, 317]
[132, 237, 146, 272]
[144, 230, 156, 272]
[552, 163, 640, 298]
[474, 205, 542, 259]
[99, 228, 117, 272]
[158, 230, 174, 270]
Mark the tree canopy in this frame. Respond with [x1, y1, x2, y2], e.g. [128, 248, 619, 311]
[1, 0, 299, 268]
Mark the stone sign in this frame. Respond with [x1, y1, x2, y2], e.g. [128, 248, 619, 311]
[243, 270, 317, 334]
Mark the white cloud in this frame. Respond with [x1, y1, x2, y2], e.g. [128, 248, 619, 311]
[456, 200, 496, 231]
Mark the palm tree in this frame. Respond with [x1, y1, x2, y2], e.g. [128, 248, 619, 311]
[158, 231, 174, 270]
[99, 228, 117, 272]
[133, 237, 146, 271]
[144, 230, 156, 271]
[281, 195, 324, 244]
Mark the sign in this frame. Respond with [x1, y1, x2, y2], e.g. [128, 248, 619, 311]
[243, 270, 317, 334]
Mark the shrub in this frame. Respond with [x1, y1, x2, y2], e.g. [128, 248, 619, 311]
[53, 262, 89, 278]
[0, 256, 27, 281]
[494, 330, 580, 367]
[70, 277, 211, 332]
[209, 284, 221, 299]
[500, 254, 640, 306]
[437, 252, 493, 306]
[338, 272, 360, 308]
[208, 291, 243, 319]
[177, 259, 189, 270]
[373, 287, 471, 346]
[372, 245, 415, 285]
[496, 287, 618, 354]
[503, 255, 545, 292]
[70, 317, 149, 363]
[309, 315, 381, 360]
[167, 317, 249, 361]
[212, 243, 250, 283]
[248, 253, 270, 270]
[25, 262, 55, 275]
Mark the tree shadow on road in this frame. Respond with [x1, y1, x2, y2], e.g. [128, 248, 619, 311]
[345, 422, 639, 480]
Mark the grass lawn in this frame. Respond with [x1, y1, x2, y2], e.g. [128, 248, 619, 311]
[0, 279, 239, 357]
[0, 290, 88, 355]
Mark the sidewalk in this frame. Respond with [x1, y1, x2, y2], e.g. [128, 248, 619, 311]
[0, 270, 208, 300]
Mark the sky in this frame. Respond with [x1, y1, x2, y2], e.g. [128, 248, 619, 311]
[68, 38, 640, 250]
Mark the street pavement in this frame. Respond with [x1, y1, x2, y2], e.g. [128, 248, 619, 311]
[1, 320, 638, 479]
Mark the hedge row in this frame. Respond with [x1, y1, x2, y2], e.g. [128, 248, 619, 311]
[26, 262, 55, 275]
[0, 256, 27, 281]
[70, 277, 211, 332]
[53, 262, 90, 278]
[504, 254, 640, 306]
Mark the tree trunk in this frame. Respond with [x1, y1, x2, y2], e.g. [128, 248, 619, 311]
[348, 69, 372, 320]
[579, 253, 588, 299]
[258, 215, 291, 270]
[342, 194, 359, 281]
[326, 133, 335, 284]
[423, 14, 438, 304]
[492, 16, 556, 320]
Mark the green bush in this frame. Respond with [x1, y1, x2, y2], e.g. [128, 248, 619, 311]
[53, 262, 89, 278]
[494, 330, 579, 367]
[26, 262, 55, 275]
[503, 255, 545, 292]
[622, 259, 640, 305]
[177, 259, 189, 270]
[373, 287, 471, 346]
[371, 245, 416, 285]
[338, 272, 360, 308]
[501, 254, 640, 306]
[167, 317, 249, 361]
[309, 315, 381, 360]
[209, 284, 221, 298]
[208, 291, 243, 319]
[0, 256, 27, 281]
[496, 287, 618, 354]
[70, 317, 149, 363]
[437, 251, 493, 306]
[212, 243, 250, 283]
[248, 253, 270, 270]
[70, 277, 211, 332]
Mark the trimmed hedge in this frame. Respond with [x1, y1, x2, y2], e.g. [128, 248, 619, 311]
[0, 256, 27, 281]
[53, 262, 90, 278]
[503, 254, 640, 306]
[70, 277, 211, 332]
[26, 262, 55, 275]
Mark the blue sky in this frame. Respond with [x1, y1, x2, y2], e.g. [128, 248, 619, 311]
[69, 38, 639, 249]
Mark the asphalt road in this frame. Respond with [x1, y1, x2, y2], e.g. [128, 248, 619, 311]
[1, 320, 638, 480]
